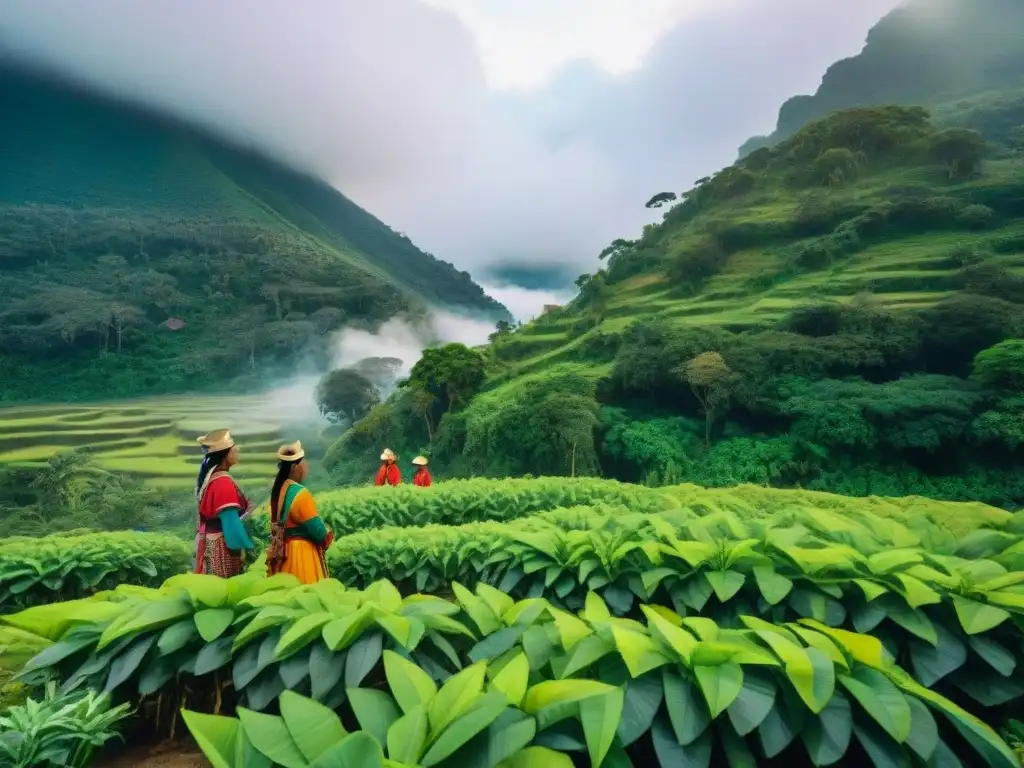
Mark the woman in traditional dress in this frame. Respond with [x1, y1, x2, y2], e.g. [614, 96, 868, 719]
[266, 441, 333, 583]
[194, 430, 256, 577]
[375, 448, 402, 486]
[411, 455, 432, 487]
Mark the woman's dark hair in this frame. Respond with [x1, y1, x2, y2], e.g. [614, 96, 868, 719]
[196, 447, 232, 496]
[271, 459, 302, 522]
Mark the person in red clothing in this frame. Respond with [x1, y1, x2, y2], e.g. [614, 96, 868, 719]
[412, 455, 432, 487]
[375, 448, 401, 486]
[193, 429, 256, 576]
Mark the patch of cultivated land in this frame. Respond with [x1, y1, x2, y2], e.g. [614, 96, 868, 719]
[0, 394, 285, 487]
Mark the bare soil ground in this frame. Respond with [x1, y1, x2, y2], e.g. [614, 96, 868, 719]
[101, 741, 208, 767]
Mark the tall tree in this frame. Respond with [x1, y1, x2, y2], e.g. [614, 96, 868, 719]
[406, 343, 486, 412]
[677, 351, 735, 449]
[316, 369, 381, 425]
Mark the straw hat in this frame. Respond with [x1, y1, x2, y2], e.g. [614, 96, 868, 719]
[412, 456, 428, 466]
[277, 441, 306, 462]
[196, 429, 234, 453]
[380, 448, 397, 461]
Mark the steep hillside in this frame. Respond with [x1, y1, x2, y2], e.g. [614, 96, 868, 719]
[0, 62, 507, 401]
[739, 0, 1024, 157]
[327, 87, 1024, 508]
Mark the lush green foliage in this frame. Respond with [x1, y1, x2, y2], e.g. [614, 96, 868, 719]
[0, 63, 505, 402]
[324, 501, 1024, 712]
[0, 531, 192, 612]
[0, 683, 131, 767]
[313, 478, 673, 536]
[6, 573, 1016, 767]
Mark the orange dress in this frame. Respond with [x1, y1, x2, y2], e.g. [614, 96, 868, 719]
[375, 464, 401, 486]
[413, 468, 432, 487]
[269, 480, 330, 584]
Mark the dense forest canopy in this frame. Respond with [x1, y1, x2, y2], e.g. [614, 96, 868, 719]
[0, 63, 508, 402]
[327, 78, 1024, 508]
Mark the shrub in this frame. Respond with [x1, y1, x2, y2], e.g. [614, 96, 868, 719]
[0, 683, 131, 767]
[8, 573, 1017, 767]
[0, 531, 192, 612]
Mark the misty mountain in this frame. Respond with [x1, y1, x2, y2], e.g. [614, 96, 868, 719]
[0, 62, 508, 401]
[739, 0, 1024, 158]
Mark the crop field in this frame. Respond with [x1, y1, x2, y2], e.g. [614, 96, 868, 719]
[3, 476, 1024, 766]
[0, 394, 291, 487]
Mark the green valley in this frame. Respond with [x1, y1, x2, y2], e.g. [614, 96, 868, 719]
[0, 63, 508, 403]
[325, 0, 1024, 510]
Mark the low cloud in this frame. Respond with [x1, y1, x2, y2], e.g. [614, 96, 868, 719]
[0, 0, 901, 287]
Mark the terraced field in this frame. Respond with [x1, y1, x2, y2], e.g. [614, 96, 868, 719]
[0, 394, 303, 487]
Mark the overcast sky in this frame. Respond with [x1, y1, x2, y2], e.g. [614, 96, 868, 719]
[0, 0, 902, 316]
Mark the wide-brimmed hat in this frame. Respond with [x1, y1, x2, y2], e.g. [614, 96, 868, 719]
[380, 448, 397, 461]
[196, 429, 234, 453]
[412, 455, 428, 466]
[277, 441, 306, 462]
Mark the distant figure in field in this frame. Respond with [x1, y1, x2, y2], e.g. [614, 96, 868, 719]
[412, 455, 432, 487]
[194, 430, 256, 577]
[375, 448, 401, 486]
[266, 441, 333, 584]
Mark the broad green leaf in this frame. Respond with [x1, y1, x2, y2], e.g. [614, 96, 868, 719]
[640, 605, 696, 664]
[838, 667, 911, 743]
[755, 630, 833, 714]
[164, 573, 229, 608]
[106, 635, 157, 691]
[610, 625, 670, 678]
[236, 708, 308, 768]
[310, 731, 383, 768]
[491, 652, 530, 707]
[376, 614, 415, 649]
[453, 582, 502, 635]
[454, 709, 537, 768]
[893, 574, 941, 608]
[560, 634, 615, 679]
[579, 688, 624, 768]
[758, 696, 801, 758]
[885, 601, 937, 646]
[234, 723, 272, 768]
[364, 580, 403, 613]
[753, 567, 793, 606]
[323, 604, 376, 651]
[108, 599, 193, 645]
[276, 612, 333, 660]
[852, 720, 909, 768]
[497, 746, 574, 768]
[469, 626, 528, 663]
[429, 662, 487, 734]
[548, 607, 592, 651]
[477, 583, 516, 619]
[727, 669, 776, 736]
[663, 670, 710, 746]
[905, 696, 938, 761]
[387, 705, 428, 765]
[181, 709, 239, 768]
[195, 608, 236, 643]
[651, 715, 711, 768]
[705, 571, 745, 603]
[694, 662, 743, 718]
[584, 592, 612, 623]
[158, 619, 200, 656]
[720, 719, 757, 768]
[384, 649, 438, 714]
[895, 677, 1018, 768]
[503, 598, 549, 628]
[522, 679, 616, 714]
[853, 579, 888, 602]
[801, 689, 852, 766]
[345, 631, 384, 688]
[231, 606, 295, 652]
[787, 626, 847, 671]
[279, 690, 348, 762]
[421, 691, 509, 767]
[796, 620, 885, 668]
[951, 595, 1010, 635]
[348, 688, 402, 745]
[616, 673, 664, 747]
[968, 634, 1016, 677]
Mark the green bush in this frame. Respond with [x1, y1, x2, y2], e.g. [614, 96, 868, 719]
[7, 573, 1016, 767]
[0, 531, 192, 612]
